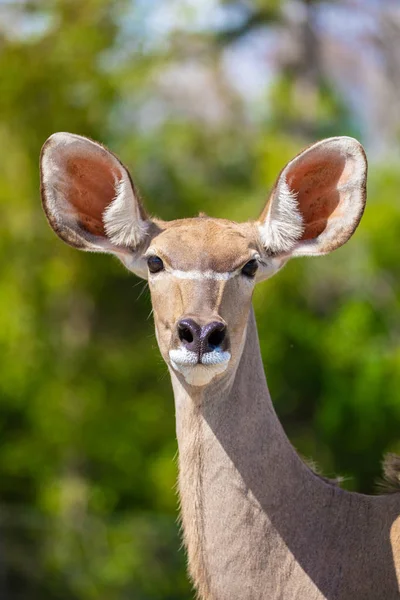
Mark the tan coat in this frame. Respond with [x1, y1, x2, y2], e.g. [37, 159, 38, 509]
[40, 132, 400, 598]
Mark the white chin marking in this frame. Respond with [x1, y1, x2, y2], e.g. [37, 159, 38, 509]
[169, 347, 231, 386]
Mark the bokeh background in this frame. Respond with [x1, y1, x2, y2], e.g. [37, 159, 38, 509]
[1, 0, 400, 597]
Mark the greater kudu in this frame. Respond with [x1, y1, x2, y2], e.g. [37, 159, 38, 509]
[40, 133, 400, 599]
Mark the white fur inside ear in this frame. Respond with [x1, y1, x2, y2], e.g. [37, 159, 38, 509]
[258, 136, 367, 258]
[258, 177, 304, 254]
[103, 174, 149, 248]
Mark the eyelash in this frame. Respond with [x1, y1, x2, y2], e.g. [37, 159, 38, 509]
[241, 259, 259, 278]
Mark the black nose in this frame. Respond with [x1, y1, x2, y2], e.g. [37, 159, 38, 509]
[178, 319, 227, 356]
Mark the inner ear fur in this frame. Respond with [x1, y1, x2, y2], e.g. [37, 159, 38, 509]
[40, 132, 149, 253]
[258, 137, 367, 257]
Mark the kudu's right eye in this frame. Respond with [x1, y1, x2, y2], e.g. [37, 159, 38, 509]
[147, 255, 164, 274]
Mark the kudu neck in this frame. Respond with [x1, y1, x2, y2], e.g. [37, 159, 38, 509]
[169, 307, 400, 600]
[170, 305, 310, 488]
[170, 306, 326, 598]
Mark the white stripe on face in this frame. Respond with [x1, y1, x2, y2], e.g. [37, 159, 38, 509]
[151, 266, 260, 282]
[145, 252, 261, 281]
[167, 269, 235, 281]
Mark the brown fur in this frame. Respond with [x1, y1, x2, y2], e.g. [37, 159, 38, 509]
[377, 453, 400, 494]
[171, 313, 400, 599]
[41, 133, 399, 600]
[151, 217, 261, 272]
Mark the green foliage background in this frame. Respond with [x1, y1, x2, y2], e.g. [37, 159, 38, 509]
[1, 0, 400, 597]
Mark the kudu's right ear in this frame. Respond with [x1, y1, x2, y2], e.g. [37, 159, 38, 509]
[40, 132, 156, 278]
[257, 137, 367, 260]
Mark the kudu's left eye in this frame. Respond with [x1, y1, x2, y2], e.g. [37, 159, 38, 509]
[241, 259, 258, 278]
[147, 256, 164, 274]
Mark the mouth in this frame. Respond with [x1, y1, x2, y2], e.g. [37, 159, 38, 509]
[169, 347, 231, 386]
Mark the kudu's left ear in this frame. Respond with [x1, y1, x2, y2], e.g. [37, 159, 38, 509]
[257, 137, 367, 258]
[40, 132, 156, 278]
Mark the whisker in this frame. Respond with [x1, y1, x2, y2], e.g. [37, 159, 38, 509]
[136, 281, 149, 301]
[132, 279, 145, 289]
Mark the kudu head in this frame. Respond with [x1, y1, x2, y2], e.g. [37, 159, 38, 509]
[40, 134, 367, 386]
